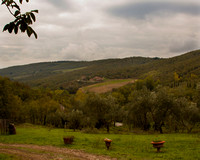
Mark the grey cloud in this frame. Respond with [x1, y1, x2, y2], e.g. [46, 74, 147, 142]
[1, 0, 200, 69]
[108, 2, 200, 19]
[47, 0, 73, 10]
[169, 40, 199, 53]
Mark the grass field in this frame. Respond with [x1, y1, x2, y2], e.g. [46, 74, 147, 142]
[0, 153, 19, 160]
[0, 124, 200, 160]
[82, 79, 136, 93]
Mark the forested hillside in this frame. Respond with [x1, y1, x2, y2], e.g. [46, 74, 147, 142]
[1, 50, 200, 133]
[1, 73, 200, 133]
[0, 57, 157, 91]
[0, 50, 200, 91]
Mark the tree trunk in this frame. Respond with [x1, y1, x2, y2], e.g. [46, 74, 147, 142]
[143, 113, 150, 131]
[159, 122, 164, 134]
[106, 124, 110, 133]
[43, 115, 46, 126]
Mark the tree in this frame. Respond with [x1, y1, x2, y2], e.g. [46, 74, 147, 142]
[127, 88, 153, 131]
[2, 0, 38, 38]
[106, 95, 122, 127]
[135, 76, 158, 91]
[0, 76, 22, 121]
[83, 93, 112, 132]
[173, 98, 200, 133]
[150, 87, 174, 133]
[67, 109, 84, 131]
[174, 72, 181, 87]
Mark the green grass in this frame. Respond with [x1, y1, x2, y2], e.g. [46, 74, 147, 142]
[0, 153, 20, 160]
[0, 124, 200, 160]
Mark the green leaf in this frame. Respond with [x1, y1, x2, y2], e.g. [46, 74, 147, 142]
[26, 26, 33, 37]
[3, 24, 10, 32]
[30, 13, 36, 22]
[8, 22, 15, 33]
[14, 25, 18, 34]
[7, 0, 13, 6]
[14, 10, 20, 17]
[13, 4, 20, 11]
[32, 29, 38, 39]
[26, 26, 37, 39]
[26, 15, 32, 24]
[1, 0, 6, 5]
[14, 16, 21, 23]
[20, 21, 27, 32]
[16, 20, 21, 27]
[16, 20, 22, 27]
[26, 12, 30, 15]
[31, 10, 38, 13]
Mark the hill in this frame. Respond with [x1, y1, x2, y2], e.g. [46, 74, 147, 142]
[0, 57, 156, 91]
[0, 49, 200, 91]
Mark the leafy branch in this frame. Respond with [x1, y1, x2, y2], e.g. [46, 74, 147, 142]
[2, 0, 38, 39]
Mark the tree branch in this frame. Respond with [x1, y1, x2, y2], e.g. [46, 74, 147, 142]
[2, 0, 38, 39]
[6, 5, 15, 17]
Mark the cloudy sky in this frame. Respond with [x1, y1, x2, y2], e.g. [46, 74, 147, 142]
[0, 0, 200, 68]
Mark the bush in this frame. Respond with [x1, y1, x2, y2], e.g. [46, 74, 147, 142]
[81, 128, 99, 134]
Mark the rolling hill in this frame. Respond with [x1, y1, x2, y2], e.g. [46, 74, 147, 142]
[0, 49, 200, 91]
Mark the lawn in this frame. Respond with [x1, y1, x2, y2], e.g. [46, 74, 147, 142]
[0, 124, 199, 160]
[0, 153, 19, 160]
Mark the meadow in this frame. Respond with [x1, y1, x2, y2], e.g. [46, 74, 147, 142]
[82, 79, 135, 93]
[0, 124, 199, 160]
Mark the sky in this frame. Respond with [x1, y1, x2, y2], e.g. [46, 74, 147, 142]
[0, 0, 200, 68]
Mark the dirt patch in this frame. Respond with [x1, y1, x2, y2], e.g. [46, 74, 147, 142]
[87, 80, 136, 93]
[0, 143, 116, 160]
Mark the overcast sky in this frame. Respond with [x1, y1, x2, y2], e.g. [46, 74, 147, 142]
[0, 0, 200, 68]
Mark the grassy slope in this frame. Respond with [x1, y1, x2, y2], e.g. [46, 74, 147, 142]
[0, 125, 199, 160]
[81, 79, 136, 93]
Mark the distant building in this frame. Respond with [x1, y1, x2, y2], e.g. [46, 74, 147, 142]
[89, 76, 104, 82]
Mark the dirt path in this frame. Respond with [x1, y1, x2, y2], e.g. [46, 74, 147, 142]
[0, 143, 117, 160]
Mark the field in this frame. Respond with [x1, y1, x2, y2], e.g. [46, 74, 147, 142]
[53, 67, 88, 73]
[82, 79, 136, 93]
[0, 124, 200, 160]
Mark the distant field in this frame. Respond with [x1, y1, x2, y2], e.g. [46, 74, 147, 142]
[0, 124, 199, 160]
[82, 79, 136, 93]
[53, 67, 88, 73]
[13, 74, 32, 80]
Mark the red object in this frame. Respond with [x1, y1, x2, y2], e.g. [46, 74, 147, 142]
[63, 136, 74, 144]
[104, 138, 112, 150]
[151, 141, 165, 152]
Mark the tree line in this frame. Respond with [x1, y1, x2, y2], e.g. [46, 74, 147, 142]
[0, 75, 200, 133]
